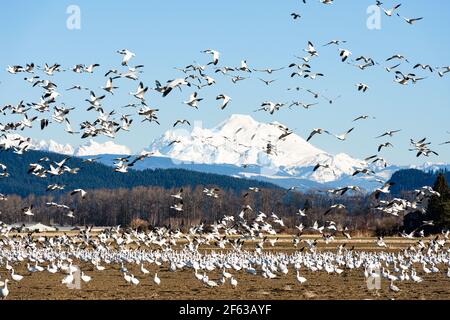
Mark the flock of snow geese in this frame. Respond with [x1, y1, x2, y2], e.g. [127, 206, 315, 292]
[1, 1, 450, 299]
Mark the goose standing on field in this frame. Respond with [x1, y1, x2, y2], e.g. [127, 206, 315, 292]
[81, 272, 92, 283]
[154, 273, 161, 285]
[10, 269, 23, 282]
[389, 280, 400, 292]
[296, 271, 307, 284]
[140, 264, 150, 275]
[0, 279, 9, 300]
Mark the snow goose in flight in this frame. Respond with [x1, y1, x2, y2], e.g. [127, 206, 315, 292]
[84, 64, 100, 73]
[352, 168, 375, 176]
[328, 186, 361, 196]
[303, 72, 324, 80]
[255, 101, 285, 115]
[170, 201, 184, 212]
[238, 60, 251, 72]
[171, 188, 183, 200]
[7, 65, 24, 74]
[334, 127, 354, 141]
[202, 49, 220, 65]
[46, 184, 65, 192]
[338, 49, 352, 62]
[22, 205, 34, 216]
[130, 82, 148, 102]
[324, 204, 346, 215]
[304, 41, 318, 57]
[413, 64, 433, 72]
[356, 83, 369, 92]
[289, 101, 318, 109]
[373, 182, 395, 199]
[382, 4, 401, 16]
[385, 63, 401, 72]
[313, 163, 336, 175]
[216, 94, 231, 110]
[306, 128, 331, 142]
[386, 54, 409, 63]
[353, 115, 375, 122]
[117, 49, 135, 66]
[437, 66, 450, 78]
[323, 40, 347, 46]
[214, 66, 235, 75]
[42, 63, 62, 76]
[378, 142, 394, 152]
[253, 67, 285, 74]
[85, 91, 105, 110]
[173, 119, 191, 127]
[184, 92, 203, 109]
[64, 119, 80, 135]
[71, 189, 87, 199]
[397, 14, 423, 25]
[258, 78, 277, 86]
[102, 77, 119, 95]
[376, 130, 401, 138]
[156, 78, 191, 97]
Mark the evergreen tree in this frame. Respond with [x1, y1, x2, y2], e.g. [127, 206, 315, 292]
[303, 199, 312, 211]
[427, 173, 450, 230]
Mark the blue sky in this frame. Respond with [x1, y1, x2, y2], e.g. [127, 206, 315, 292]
[0, 0, 449, 165]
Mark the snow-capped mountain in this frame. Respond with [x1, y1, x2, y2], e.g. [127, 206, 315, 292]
[35, 139, 74, 155]
[73, 139, 131, 156]
[2, 115, 448, 191]
[143, 114, 448, 190]
[146, 114, 367, 183]
[0, 134, 130, 157]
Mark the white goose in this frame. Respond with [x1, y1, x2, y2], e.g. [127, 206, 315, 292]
[153, 273, 161, 285]
[0, 279, 9, 300]
[10, 269, 24, 282]
[81, 272, 92, 283]
[140, 264, 150, 275]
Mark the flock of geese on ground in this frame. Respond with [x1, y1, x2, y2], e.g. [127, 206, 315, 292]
[1, 1, 450, 299]
[0, 207, 449, 299]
